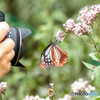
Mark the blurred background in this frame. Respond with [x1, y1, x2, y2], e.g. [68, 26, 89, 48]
[0, 0, 100, 100]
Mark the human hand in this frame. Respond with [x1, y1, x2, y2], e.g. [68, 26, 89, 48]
[0, 22, 15, 78]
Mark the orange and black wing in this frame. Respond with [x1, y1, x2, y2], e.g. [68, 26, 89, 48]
[40, 44, 54, 69]
[51, 45, 68, 67]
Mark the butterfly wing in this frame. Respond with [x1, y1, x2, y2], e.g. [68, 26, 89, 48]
[51, 45, 68, 67]
[40, 44, 54, 69]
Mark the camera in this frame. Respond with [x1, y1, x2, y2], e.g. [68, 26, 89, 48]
[0, 11, 32, 67]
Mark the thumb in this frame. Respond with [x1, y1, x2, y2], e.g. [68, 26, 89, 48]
[0, 22, 9, 42]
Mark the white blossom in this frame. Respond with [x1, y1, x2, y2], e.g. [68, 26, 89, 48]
[64, 4, 100, 36]
[0, 82, 7, 95]
[63, 19, 75, 32]
[71, 78, 95, 93]
[49, 83, 54, 88]
[59, 94, 71, 100]
[23, 95, 50, 100]
[56, 29, 65, 42]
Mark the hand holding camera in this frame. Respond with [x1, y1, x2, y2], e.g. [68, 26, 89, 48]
[0, 11, 31, 78]
[0, 22, 15, 78]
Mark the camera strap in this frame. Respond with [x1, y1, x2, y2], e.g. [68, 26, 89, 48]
[14, 29, 22, 66]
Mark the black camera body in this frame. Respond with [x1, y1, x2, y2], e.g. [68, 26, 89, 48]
[0, 11, 32, 67]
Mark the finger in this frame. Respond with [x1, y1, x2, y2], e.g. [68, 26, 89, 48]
[6, 62, 11, 73]
[0, 38, 15, 53]
[0, 22, 9, 42]
[7, 50, 15, 61]
[2, 62, 11, 74]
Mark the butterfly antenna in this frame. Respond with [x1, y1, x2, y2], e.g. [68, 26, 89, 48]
[50, 33, 54, 42]
[50, 33, 59, 44]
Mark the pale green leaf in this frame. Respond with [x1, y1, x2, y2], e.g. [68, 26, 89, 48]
[89, 52, 98, 61]
[92, 96, 100, 100]
[93, 66, 100, 85]
[82, 61, 93, 69]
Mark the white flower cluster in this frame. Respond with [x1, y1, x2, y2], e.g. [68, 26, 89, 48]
[71, 78, 95, 93]
[56, 29, 65, 42]
[78, 5, 100, 25]
[23, 95, 50, 100]
[0, 82, 7, 95]
[23, 94, 71, 100]
[58, 94, 71, 100]
[63, 19, 75, 32]
[23, 78, 96, 100]
[63, 4, 100, 36]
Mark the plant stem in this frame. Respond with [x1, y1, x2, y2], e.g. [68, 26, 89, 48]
[75, 35, 94, 47]
[96, 18, 100, 45]
[50, 96, 54, 100]
[0, 95, 2, 100]
[3, 93, 7, 100]
[0, 89, 7, 100]
[88, 34, 100, 59]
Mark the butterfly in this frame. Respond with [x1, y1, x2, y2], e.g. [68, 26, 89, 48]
[40, 41, 68, 69]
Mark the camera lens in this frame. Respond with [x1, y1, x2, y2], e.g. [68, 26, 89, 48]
[6, 27, 31, 67]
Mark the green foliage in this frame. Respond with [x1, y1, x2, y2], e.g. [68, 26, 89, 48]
[83, 52, 100, 89]
[82, 61, 93, 70]
[93, 96, 100, 100]
[89, 53, 99, 61]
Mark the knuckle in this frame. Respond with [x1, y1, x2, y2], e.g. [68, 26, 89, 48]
[5, 22, 9, 29]
[12, 50, 15, 57]
[6, 63, 11, 73]
[0, 22, 9, 34]
[3, 22, 9, 31]
[2, 63, 10, 73]
[6, 68, 10, 73]
[0, 49, 4, 59]
[0, 22, 9, 29]
[11, 40, 15, 47]
[1, 60, 8, 68]
[7, 39, 15, 48]
[9, 62, 11, 67]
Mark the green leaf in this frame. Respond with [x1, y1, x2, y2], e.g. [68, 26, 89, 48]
[93, 66, 100, 78]
[92, 96, 100, 100]
[82, 61, 93, 69]
[90, 60, 100, 66]
[93, 66, 100, 85]
[89, 52, 99, 61]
